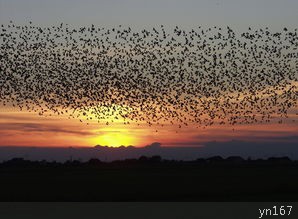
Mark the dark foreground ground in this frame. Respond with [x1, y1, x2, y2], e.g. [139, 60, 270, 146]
[1, 157, 298, 201]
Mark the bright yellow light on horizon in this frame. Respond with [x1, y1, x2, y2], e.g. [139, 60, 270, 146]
[90, 129, 138, 147]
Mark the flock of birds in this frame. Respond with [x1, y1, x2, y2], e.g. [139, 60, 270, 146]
[0, 22, 297, 129]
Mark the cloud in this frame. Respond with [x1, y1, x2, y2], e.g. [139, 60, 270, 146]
[270, 135, 298, 141]
[0, 115, 33, 121]
[97, 130, 122, 135]
[248, 135, 298, 142]
[167, 141, 203, 147]
[0, 123, 94, 136]
[192, 129, 298, 143]
[0, 113, 61, 122]
[0, 133, 14, 137]
[145, 142, 162, 148]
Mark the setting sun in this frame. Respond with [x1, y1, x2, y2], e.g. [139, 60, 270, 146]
[90, 129, 138, 147]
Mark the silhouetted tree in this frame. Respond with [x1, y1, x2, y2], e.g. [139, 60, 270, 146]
[149, 155, 162, 163]
[139, 156, 149, 162]
[206, 156, 224, 164]
[88, 158, 102, 165]
[226, 156, 245, 164]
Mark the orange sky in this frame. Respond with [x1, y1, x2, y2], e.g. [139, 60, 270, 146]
[0, 104, 297, 147]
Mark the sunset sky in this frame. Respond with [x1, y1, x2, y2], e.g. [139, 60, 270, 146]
[0, 104, 297, 147]
[0, 0, 297, 148]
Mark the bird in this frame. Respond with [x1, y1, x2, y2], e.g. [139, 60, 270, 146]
[0, 22, 297, 131]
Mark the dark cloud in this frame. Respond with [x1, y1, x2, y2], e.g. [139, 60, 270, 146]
[192, 130, 298, 143]
[167, 141, 203, 147]
[0, 123, 94, 136]
[248, 135, 298, 142]
[0, 115, 33, 121]
[270, 135, 298, 141]
[0, 114, 60, 121]
[238, 130, 295, 135]
[0, 133, 14, 137]
[145, 142, 162, 148]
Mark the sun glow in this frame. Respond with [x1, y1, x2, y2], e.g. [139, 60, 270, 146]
[90, 129, 138, 147]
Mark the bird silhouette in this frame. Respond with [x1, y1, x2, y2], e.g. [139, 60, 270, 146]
[0, 22, 297, 130]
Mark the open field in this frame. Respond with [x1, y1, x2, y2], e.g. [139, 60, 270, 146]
[1, 159, 298, 201]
